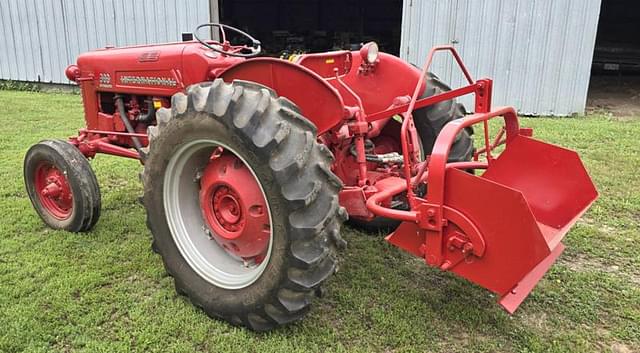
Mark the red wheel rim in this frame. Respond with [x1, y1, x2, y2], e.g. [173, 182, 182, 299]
[199, 148, 271, 264]
[34, 162, 73, 220]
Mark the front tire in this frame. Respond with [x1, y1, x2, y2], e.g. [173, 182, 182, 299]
[24, 139, 101, 232]
[142, 79, 347, 331]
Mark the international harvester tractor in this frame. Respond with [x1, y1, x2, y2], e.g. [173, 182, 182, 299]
[24, 24, 598, 331]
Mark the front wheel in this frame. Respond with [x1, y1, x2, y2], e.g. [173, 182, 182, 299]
[24, 139, 101, 232]
[142, 80, 347, 331]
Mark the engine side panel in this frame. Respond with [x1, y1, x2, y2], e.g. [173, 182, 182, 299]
[74, 42, 243, 129]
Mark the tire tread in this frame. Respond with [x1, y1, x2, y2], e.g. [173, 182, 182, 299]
[143, 79, 345, 331]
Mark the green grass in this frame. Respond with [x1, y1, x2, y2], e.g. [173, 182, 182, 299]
[0, 90, 638, 353]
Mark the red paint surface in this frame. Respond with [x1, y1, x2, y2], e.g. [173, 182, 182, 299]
[34, 162, 73, 220]
[64, 41, 599, 313]
[199, 150, 270, 262]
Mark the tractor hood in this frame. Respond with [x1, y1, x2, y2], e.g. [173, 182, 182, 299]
[71, 41, 243, 96]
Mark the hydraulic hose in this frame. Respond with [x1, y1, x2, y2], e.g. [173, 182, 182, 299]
[136, 99, 156, 124]
[114, 95, 147, 161]
[349, 140, 404, 164]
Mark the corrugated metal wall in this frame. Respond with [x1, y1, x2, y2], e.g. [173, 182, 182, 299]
[0, 0, 210, 84]
[400, 0, 602, 116]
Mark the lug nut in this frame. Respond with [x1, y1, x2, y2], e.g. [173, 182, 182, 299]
[193, 171, 203, 183]
[203, 228, 213, 240]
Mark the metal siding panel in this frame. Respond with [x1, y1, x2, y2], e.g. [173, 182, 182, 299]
[403, 1, 461, 89]
[33, 0, 45, 81]
[175, 0, 188, 39]
[399, 0, 411, 60]
[553, 0, 574, 115]
[167, 0, 179, 42]
[492, 0, 518, 106]
[56, 0, 70, 83]
[115, 0, 127, 45]
[103, 0, 117, 46]
[450, 0, 469, 92]
[113, 0, 125, 45]
[83, 1, 96, 51]
[45, 0, 63, 83]
[184, 0, 192, 35]
[198, 0, 210, 38]
[541, 1, 567, 114]
[565, 0, 588, 115]
[401, 0, 602, 116]
[124, 0, 136, 45]
[507, 0, 534, 110]
[520, 0, 544, 113]
[572, 0, 602, 114]
[73, 0, 84, 56]
[144, 0, 155, 43]
[133, 0, 146, 44]
[12, 0, 26, 80]
[156, 0, 168, 42]
[454, 1, 488, 108]
[93, 0, 107, 50]
[0, 15, 6, 78]
[80, 0, 92, 52]
[0, 1, 12, 78]
[0, 0, 210, 83]
[69, 0, 82, 53]
[24, 0, 42, 81]
[430, 1, 450, 77]
[32, 0, 50, 82]
[62, 0, 77, 66]
[22, 0, 35, 80]
[8, 0, 25, 80]
[37, 0, 53, 82]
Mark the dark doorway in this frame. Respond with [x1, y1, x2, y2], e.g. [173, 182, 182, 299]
[218, 0, 403, 57]
[588, 0, 640, 116]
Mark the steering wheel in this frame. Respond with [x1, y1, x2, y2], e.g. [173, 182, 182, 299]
[193, 23, 262, 58]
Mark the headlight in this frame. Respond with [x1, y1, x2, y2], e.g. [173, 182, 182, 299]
[360, 42, 379, 64]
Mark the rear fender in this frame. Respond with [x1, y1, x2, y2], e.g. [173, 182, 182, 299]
[219, 58, 345, 134]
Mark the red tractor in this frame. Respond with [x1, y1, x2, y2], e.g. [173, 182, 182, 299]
[24, 24, 598, 331]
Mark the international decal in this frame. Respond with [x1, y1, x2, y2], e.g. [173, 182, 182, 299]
[120, 75, 177, 87]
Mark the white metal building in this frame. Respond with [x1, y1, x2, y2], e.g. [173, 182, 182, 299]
[0, 0, 211, 84]
[400, 0, 602, 115]
[0, 0, 613, 115]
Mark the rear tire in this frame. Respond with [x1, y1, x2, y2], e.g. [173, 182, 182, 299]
[142, 79, 347, 331]
[414, 72, 474, 163]
[24, 139, 101, 232]
[349, 73, 474, 232]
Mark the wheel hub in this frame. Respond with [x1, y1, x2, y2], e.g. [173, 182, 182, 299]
[212, 186, 243, 231]
[34, 162, 73, 219]
[199, 150, 270, 262]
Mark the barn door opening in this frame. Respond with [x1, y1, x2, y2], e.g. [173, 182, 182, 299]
[588, 0, 640, 117]
[216, 0, 403, 57]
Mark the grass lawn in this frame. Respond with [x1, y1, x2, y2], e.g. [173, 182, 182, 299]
[0, 90, 638, 353]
